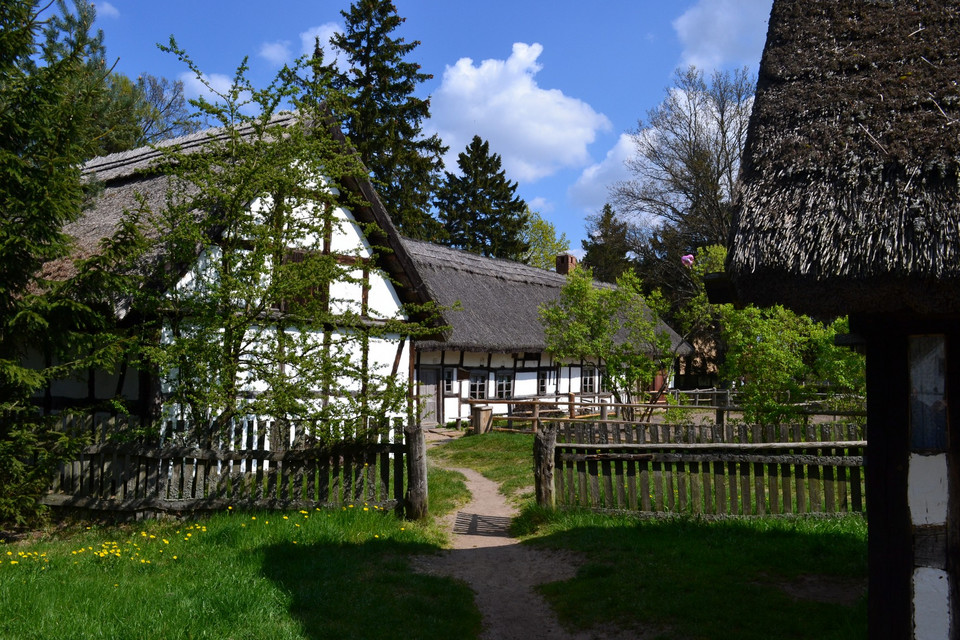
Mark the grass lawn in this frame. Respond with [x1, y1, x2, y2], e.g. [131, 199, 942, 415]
[0, 465, 479, 640]
[1, 432, 868, 640]
[427, 431, 535, 501]
[432, 430, 868, 640]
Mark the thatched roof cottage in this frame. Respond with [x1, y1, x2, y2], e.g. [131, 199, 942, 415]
[723, 1, 960, 636]
[43, 118, 687, 429]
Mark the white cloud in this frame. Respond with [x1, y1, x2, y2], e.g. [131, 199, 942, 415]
[299, 23, 345, 69]
[95, 2, 119, 18]
[256, 24, 344, 70]
[673, 0, 772, 70]
[179, 71, 241, 104]
[568, 133, 634, 215]
[259, 41, 293, 67]
[428, 42, 611, 183]
[527, 196, 553, 214]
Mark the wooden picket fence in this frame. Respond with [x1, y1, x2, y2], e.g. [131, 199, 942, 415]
[534, 420, 866, 516]
[38, 413, 427, 517]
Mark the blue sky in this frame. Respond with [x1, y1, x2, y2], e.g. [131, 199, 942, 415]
[91, 0, 773, 253]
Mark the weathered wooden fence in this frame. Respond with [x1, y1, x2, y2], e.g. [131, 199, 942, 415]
[534, 420, 866, 517]
[38, 414, 428, 518]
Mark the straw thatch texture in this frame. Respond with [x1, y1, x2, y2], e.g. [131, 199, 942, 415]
[403, 238, 689, 356]
[729, 0, 960, 316]
[47, 114, 431, 316]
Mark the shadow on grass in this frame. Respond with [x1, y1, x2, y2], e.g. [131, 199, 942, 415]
[260, 539, 481, 640]
[515, 508, 868, 640]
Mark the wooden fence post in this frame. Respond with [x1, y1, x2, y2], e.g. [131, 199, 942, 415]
[471, 405, 492, 434]
[404, 422, 428, 520]
[534, 423, 558, 508]
[568, 392, 576, 419]
[532, 400, 540, 434]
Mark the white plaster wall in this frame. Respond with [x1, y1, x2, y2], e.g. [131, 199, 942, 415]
[913, 567, 951, 639]
[367, 270, 405, 319]
[329, 268, 364, 315]
[329, 206, 373, 258]
[909, 453, 949, 526]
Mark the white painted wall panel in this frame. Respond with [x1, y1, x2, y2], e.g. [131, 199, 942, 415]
[913, 567, 951, 639]
[909, 453, 949, 526]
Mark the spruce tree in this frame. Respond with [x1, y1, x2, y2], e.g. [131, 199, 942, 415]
[435, 136, 529, 261]
[581, 204, 632, 283]
[329, 0, 445, 240]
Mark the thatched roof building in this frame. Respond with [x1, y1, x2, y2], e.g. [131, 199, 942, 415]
[728, 0, 960, 316]
[65, 114, 433, 317]
[403, 238, 689, 356]
[728, 2, 960, 636]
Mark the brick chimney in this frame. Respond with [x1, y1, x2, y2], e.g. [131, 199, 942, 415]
[556, 253, 577, 275]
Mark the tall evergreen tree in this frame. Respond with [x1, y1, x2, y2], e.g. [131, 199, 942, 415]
[581, 204, 632, 283]
[435, 136, 529, 261]
[0, 0, 147, 525]
[329, 0, 446, 240]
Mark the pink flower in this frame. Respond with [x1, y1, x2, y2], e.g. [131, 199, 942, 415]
[681, 254, 695, 267]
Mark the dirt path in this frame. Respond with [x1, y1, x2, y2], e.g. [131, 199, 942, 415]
[411, 452, 642, 640]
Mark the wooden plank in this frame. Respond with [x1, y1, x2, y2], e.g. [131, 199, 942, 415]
[782, 463, 793, 514]
[794, 463, 807, 513]
[601, 458, 614, 508]
[626, 457, 638, 510]
[808, 462, 822, 513]
[754, 461, 766, 516]
[824, 459, 836, 513]
[689, 461, 701, 514]
[639, 459, 651, 511]
[577, 458, 589, 507]
[714, 457, 727, 515]
[564, 449, 575, 506]
[728, 461, 739, 515]
[279, 459, 290, 502]
[702, 460, 713, 514]
[850, 462, 863, 512]
[588, 456, 601, 507]
[676, 460, 687, 513]
[614, 458, 626, 508]
[740, 461, 752, 515]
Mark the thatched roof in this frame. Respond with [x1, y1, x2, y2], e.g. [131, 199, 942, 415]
[403, 238, 690, 356]
[58, 114, 432, 317]
[728, 0, 960, 316]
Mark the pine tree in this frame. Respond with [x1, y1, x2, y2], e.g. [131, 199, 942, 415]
[435, 136, 529, 261]
[329, 0, 446, 240]
[581, 204, 632, 283]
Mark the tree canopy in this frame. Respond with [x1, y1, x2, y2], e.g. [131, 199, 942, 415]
[139, 42, 441, 441]
[521, 208, 569, 270]
[580, 203, 632, 283]
[540, 267, 674, 407]
[328, 0, 446, 240]
[435, 135, 529, 261]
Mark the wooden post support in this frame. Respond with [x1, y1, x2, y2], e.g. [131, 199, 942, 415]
[711, 388, 724, 427]
[534, 424, 558, 508]
[568, 392, 576, 419]
[532, 400, 540, 434]
[471, 405, 492, 434]
[404, 423, 428, 520]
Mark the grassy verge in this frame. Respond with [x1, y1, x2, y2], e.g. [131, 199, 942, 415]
[430, 430, 868, 640]
[0, 497, 480, 639]
[428, 431, 534, 501]
[515, 506, 867, 640]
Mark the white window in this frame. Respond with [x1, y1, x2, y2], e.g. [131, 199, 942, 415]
[443, 368, 457, 395]
[537, 370, 548, 396]
[495, 371, 514, 399]
[469, 372, 487, 400]
[582, 366, 596, 393]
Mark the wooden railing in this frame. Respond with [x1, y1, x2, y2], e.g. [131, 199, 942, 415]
[534, 420, 866, 517]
